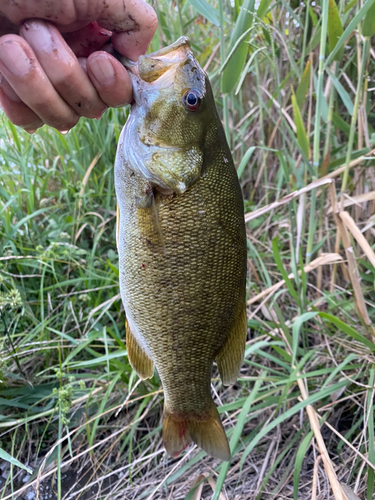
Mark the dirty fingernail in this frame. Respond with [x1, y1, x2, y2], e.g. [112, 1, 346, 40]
[0, 41, 31, 76]
[89, 55, 115, 87]
[21, 20, 53, 53]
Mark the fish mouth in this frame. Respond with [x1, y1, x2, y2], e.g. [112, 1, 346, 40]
[118, 36, 192, 85]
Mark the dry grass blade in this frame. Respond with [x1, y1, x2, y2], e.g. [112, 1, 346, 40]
[145, 448, 195, 500]
[0, 255, 38, 261]
[247, 253, 343, 305]
[321, 147, 375, 180]
[245, 178, 334, 222]
[330, 184, 375, 342]
[339, 210, 375, 268]
[205, 476, 226, 500]
[74, 151, 102, 239]
[340, 483, 361, 500]
[296, 377, 348, 500]
[3, 411, 160, 500]
[327, 190, 375, 213]
[311, 455, 322, 500]
[189, 474, 205, 500]
[260, 86, 297, 132]
[321, 419, 375, 472]
[77, 152, 102, 213]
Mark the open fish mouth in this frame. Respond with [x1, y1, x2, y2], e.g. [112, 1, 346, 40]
[117, 36, 192, 86]
[117, 36, 206, 194]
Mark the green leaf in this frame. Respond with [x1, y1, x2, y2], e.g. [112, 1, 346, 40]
[332, 111, 354, 139]
[326, 68, 353, 115]
[221, 0, 255, 94]
[309, 7, 318, 27]
[344, 0, 357, 14]
[0, 447, 32, 474]
[187, 0, 220, 27]
[213, 374, 265, 500]
[257, 0, 272, 19]
[319, 312, 375, 351]
[293, 431, 314, 499]
[237, 146, 256, 178]
[257, 428, 303, 499]
[291, 91, 310, 159]
[328, 0, 344, 61]
[326, 0, 375, 66]
[272, 236, 299, 303]
[69, 350, 128, 367]
[296, 59, 311, 109]
[291, 312, 318, 367]
[240, 379, 348, 467]
[363, 3, 375, 37]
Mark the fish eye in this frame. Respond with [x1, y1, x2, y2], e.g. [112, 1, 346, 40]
[183, 89, 200, 111]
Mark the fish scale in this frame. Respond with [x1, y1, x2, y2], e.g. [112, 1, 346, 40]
[115, 37, 247, 461]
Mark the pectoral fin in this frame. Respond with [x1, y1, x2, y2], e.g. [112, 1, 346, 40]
[216, 305, 247, 386]
[147, 147, 203, 194]
[126, 320, 154, 380]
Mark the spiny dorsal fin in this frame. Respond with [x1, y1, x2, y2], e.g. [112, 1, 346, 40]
[216, 304, 247, 386]
[126, 320, 154, 380]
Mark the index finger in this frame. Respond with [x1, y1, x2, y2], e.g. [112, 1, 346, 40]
[103, 0, 158, 60]
[0, 0, 158, 60]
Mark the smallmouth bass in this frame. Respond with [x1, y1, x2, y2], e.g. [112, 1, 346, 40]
[115, 37, 247, 461]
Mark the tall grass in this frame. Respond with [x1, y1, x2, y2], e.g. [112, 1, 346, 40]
[1, 0, 375, 498]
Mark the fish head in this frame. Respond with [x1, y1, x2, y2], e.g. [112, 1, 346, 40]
[122, 37, 217, 194]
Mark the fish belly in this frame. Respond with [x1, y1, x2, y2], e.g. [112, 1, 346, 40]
[115, 147, 246, 460]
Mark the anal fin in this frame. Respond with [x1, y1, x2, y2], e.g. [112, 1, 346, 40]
[216, 304, 247, 386]
[126, 320, 154, 380]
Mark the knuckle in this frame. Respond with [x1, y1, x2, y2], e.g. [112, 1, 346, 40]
[59, 115, 80, 131]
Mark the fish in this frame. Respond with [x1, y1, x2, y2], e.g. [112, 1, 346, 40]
[114, 37, 247, 461]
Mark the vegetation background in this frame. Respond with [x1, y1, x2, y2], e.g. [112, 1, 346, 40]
[1, 0, 375, 498]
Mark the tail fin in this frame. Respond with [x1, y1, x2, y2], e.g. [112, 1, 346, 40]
[163, 404, 231, 461]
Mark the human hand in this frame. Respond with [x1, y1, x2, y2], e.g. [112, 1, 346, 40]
[0, 0, 157, 133]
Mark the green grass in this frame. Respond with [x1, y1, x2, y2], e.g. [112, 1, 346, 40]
[1, 0, 375, 498]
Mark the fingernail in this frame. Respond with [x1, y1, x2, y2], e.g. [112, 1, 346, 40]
[90, 56, 115, 87]
[0, 41, 31, 76]
[21, 20, 53, 53]
[77, 57, 87, 72]
[25, 128, 37, 134]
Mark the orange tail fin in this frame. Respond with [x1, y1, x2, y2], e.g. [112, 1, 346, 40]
[163, 404, 230, 461]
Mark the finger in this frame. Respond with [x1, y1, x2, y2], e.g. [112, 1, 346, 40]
[0, 0, 158, 59]
[87, 51, 133, 107]
[62, 22, 112, 58]
[109, 0, 158, 60]
[0, 73, 43, 131]
[0, 35, 79, 131]
[20, 20, 107, 119]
